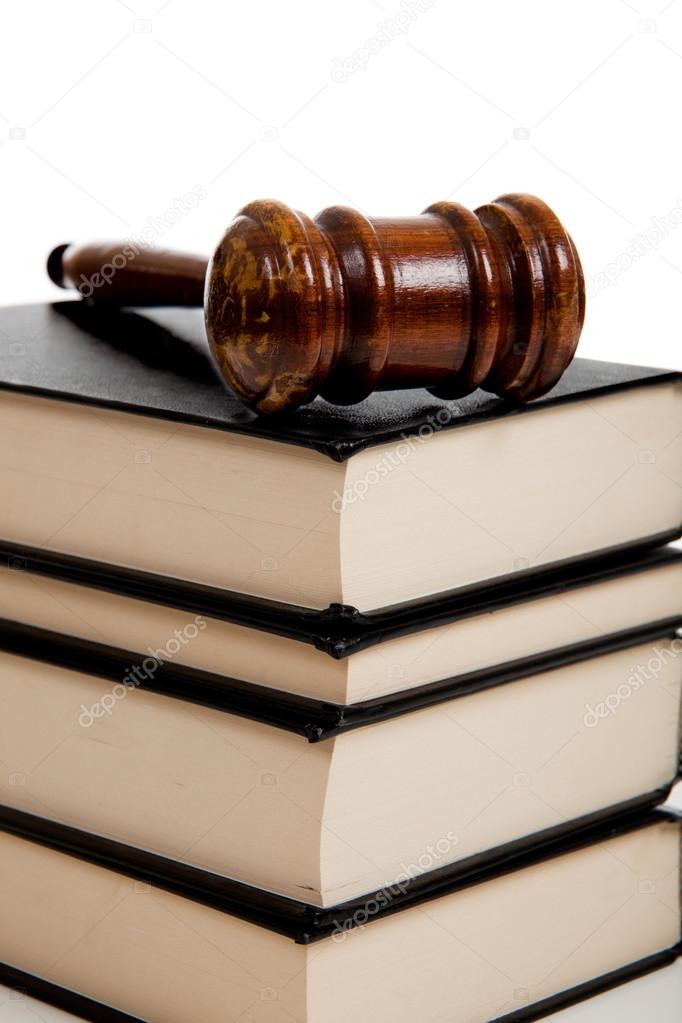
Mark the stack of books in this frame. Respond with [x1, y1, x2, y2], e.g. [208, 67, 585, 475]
[0, 299, 681, 1023]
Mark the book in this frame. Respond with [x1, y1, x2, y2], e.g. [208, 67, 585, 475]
[1, 539, 680, 702]
[5, 963, 682, 1023]
[0, 804, 679, 1023]
[1, 613, 679, 905]
[0, 301, 680, 613]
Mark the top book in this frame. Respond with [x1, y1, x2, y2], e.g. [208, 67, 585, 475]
[1, 301, 681, 613]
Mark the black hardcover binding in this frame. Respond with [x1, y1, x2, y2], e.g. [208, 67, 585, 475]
[1, 301, 679, 462]
[1, 539, 680, 658]
[492, 945, 682, 1023]
[0, 801, 678, 945]
[0, 615, 680, 742]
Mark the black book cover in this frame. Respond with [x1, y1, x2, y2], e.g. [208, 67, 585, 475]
[0, 613, 680, 741]
[0, 300, 679, 462]
[0, 800, 678, 943]
[2, 536, 681, 659]
[0, 803, 679, 1023]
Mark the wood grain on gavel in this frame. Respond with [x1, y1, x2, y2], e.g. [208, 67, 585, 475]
[47, 193, 585, 415]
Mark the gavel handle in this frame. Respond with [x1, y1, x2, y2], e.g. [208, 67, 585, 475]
[47, 242, 207, 306]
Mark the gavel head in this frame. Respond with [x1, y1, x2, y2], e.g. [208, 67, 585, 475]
[205, 193, 585, 415]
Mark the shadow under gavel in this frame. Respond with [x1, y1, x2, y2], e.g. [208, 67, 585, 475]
[47, 193, 585, 416]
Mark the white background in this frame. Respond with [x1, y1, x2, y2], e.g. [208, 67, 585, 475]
[1, 0, 682, 1019]
[0, 0, 682, 378]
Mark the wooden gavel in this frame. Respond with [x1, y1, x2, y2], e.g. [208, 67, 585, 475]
[47, 193, 585, 415]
